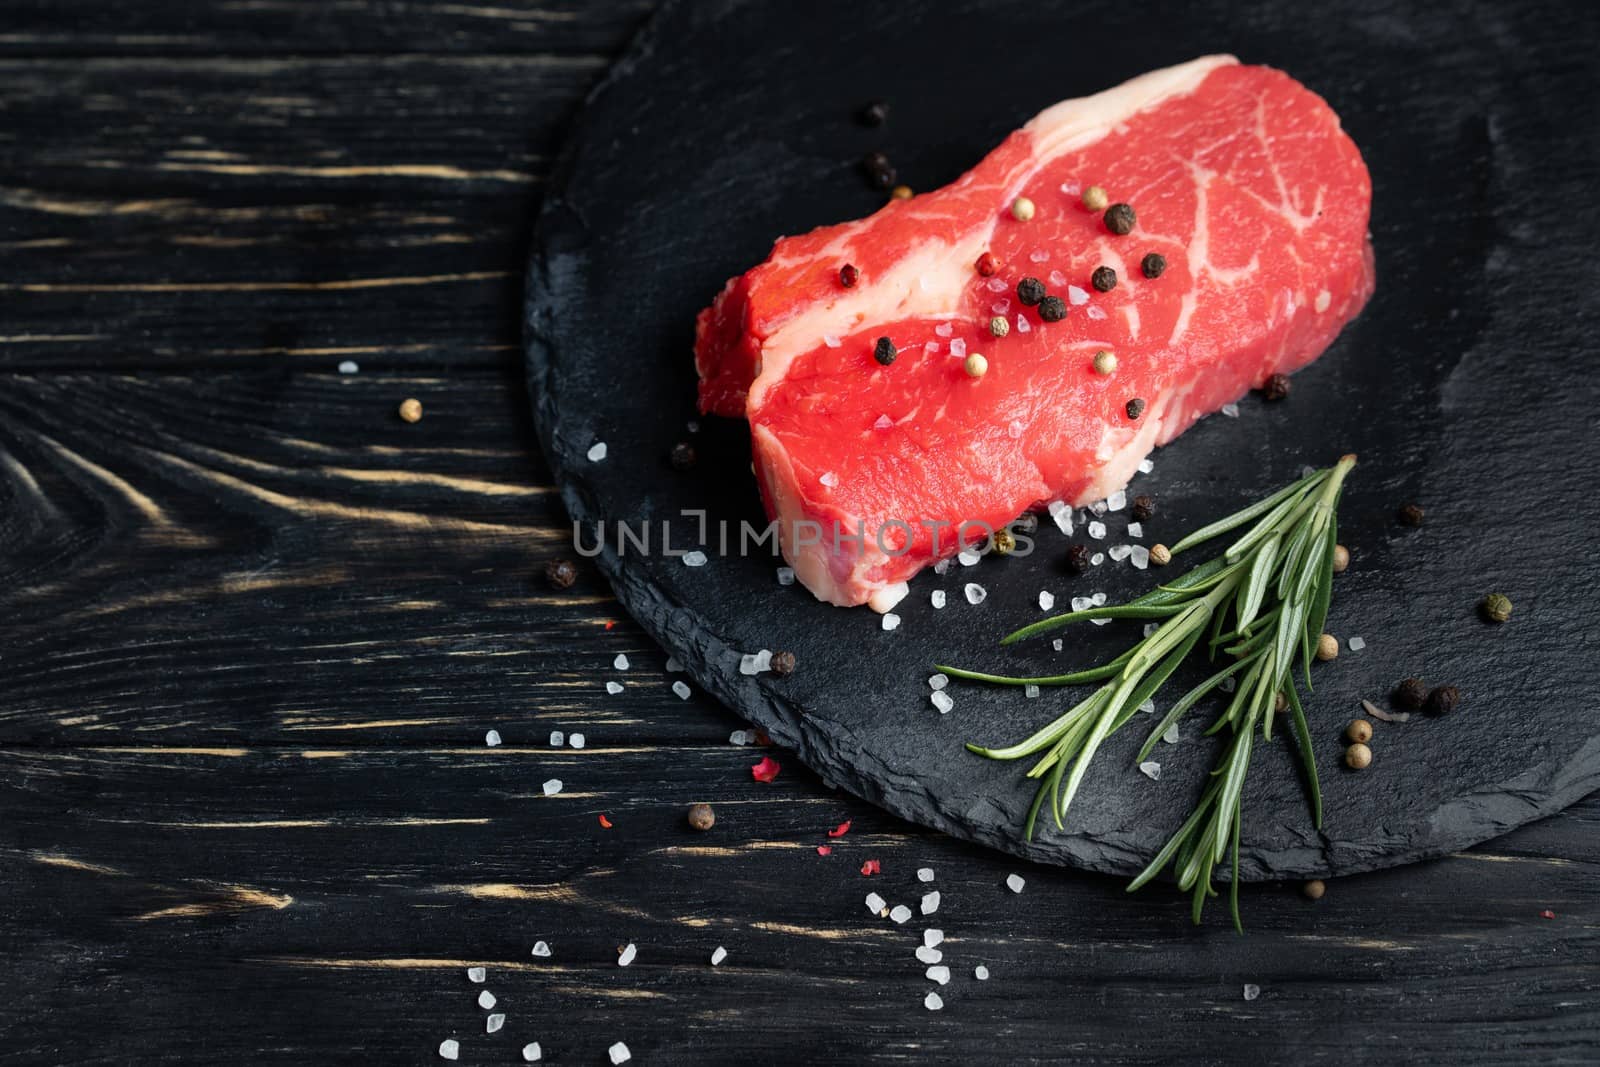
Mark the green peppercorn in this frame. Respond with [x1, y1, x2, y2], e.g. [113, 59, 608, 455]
[1038, 295, 1067, 322]
[873, 336, 897, 366]
[1104, 202, 1136, 235]
[1091, 266, 1118, 292]
[1140, 252, 1166, 278]
[1125, 397, 1146, 420]
[1480, 593, 1513, 623]
[1017, 276, 1046, 306]
[1424, 685, 1462, 716]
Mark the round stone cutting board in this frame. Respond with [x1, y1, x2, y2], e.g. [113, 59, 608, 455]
[525, 0, 1600, 879]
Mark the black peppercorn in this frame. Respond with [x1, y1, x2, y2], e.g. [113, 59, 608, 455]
[1091, 266, 1118, 292]
[1397, 502, 1425, 527]
[873, 336, 897, 366]
[1017, 276, 1046, 306]
[1424, 685, 1462, 716]
[858, 100, 889, 127]
[770, 650, 797, 676]
[1131, 494, 1156, 521]
[861, 151, 896, 190]
[1262, 373, 1291, 401]
[545, 558, 577, 590]
[1104, 202, 1136, 235]
[839, 263, 859, 288]
[1126, 397, 1146, 420]
[1064, 543, 1092, 574]
[1038, 295, 1067, 322]
[1393, 677, 1428, 710]
[669, 441, 697, 470]
[1140, 252, 1166, 278]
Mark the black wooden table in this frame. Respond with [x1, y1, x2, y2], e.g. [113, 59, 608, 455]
[2, 4, 1596, 1063]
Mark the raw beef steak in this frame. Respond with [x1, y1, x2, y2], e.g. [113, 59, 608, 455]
[695, 56, 1374, 610]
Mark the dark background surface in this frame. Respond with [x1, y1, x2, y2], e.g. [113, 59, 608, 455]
[1, 2, 1597, 1064]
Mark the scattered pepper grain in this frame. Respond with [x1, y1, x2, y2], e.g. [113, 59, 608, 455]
[1346, 719, 1373, 744]
[1125, 397, 1146, 420]
[1424, 685, 1461, 716]
[964, 352, 988, 378]
[989, 315, 1010, 338]
[992, 529, 1017, 556]
[1140, 252, 1166, 278]
[1065, 544, 1092, 574]
[1131, 494, 1155, 521]
[1332, 544, 1350, 572]
[1091, 266, 1118, 292]
[1480, 593, 1513, 623]
[1397, 502, 1425, 527]
[1104, 202, 1136, 235]
[1344, 743, 1372, 770]
[891, 184, 913, 200]
[1262, 373, 1291, 401]
[545, 558, 577, 590]
[976, 251, 1000, 276]
[839, 263, 859, 288]
[398, 397, 423, 423]
[669, 441, 697, 470]
[770, 651, 797, 677]
[873, 336, 897, 366]
[1010, 196, 1036, 221]
[861, 151, 895, 190]
[1082, 185, 1108, 211]
[1092, 349, 1117, 376]
[858, 100, 889, 127]
[1316, 633, 1339, 661]
[686, 803, 716, 831]
[1149, 543, 1171, 567]
[1038, 295, 1067, 322]
[1393, 678, 1428, 710]
[1302, 879, 1326, 901]
[1017, 276, 1046, 306]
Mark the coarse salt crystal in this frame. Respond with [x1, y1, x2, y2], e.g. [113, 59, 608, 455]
[1029, 248, 1049, 263]
[439, 1039, 460, 1060]
[776, 567, 795, 586]
[1025, 684, 1040, 699]
[1059, 180, 1081, 195]
[686, 420, 700, 433]
[606, 681, 623, 695]
[1090, 499, 1108, 516]
[1016, 314, 1031, 333]
[1144, 623, 1161, 638]
[1048, 500, 1073, 535]
[1220, 676, 1237, 693]
[486, 1014, 505, 1034]
[919, 870, 937, 885]
[964, 583, 987, 605]
[617, 943, 636, 967]
[1138, 458, 1154, 474]
[1093, 589, 1107, 603]
[1048, 269, 1067, 287]
[890, 904, 912, 924]
[958, 549, 980, 567]
[975, 965, 990, 980]
[1221, 403, 1240, 418]
[337, 359, 359, 374]
[1244, 984, 1261, 1002]
[672, 680, 691, 700]
[873, 414, 894, 431]
[1039, 590, 1056, 611]
[920, 891, 940, 915]
[1163, 723, 1181, 744]
[614, 654, 630, 671]
[1071, 595, 1092, 612]
[924, 341, 941, 355]
[1088, 521, 1107, 540]
[587, 442, 607, 462]
[931, 691, 954, 714]
[949, 338, 967, 358]
[609, 1042, 631, 1065]
[1130, 545, 1151, 569]
[531, 940, 552, 957]
[1090, 552, 1105, 567]
[934, 558, 952, 575]
[1006, 873, 1026, 893]
[1108, 544, 1133, 562]
[485, 730, 502, 747]
[929, 674, 949, 690]
[935, 322, 954, 337]
[822, 333, 841, 348]
[923, 926, 942, 944]
[542, 779, 563, 795]
[522, 1042, 542, 1062]
[926, 965, 952, 985]
[820, 471, 839, 488]
[991, 298, 1011, 314]
[1138, 698, 1156, 714]
[711, 946, 727, 966]
[1138, 761, 1162, 781]
[865, 892, 887, 914]
[882, 613, 902, 632]
[550, 730, 565, 747]
[925, 992, 944, 1011]
[569, 733, 585, 749]
[729, 730, 750, 746]
[1107, 490, 1127, 511]
[986, 276, 1008, 292]
[467, 966, 486, 983]
[739, 649, 772, 675]
[1301, 464, 1317, 478]
[1348, 636, 1367, 651]
[1052, 639, 1063, 651]
[1087, 305, 1107, 320]
[916, 945, 943, 965]
[1067, 285, 1089, 306]
[931, 590, 947, 609]
[666, 656, 683, 672]
[1127, 522, 1144, 539]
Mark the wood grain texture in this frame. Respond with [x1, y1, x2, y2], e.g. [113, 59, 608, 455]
[1, 1, 1597, 1063]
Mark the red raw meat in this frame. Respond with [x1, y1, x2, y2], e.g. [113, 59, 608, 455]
[696, 56, 1374, 610]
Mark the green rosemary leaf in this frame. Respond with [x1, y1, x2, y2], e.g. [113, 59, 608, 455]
[1222, 486, 1307, 563]
[1229, 800, 1244, 934]
[1136, 656, 1253, 762]
[1167, 468, 1324, 556]
[965, 689, 1105, 760]
[1108, 627, 1203, 735]
[935, 655, 1131, 688]
[1236, 533, 1280, 631]
[999, 604, 1184, 645]
[1127, 782, 1217, 891]
[1283, 681, 1323, 829]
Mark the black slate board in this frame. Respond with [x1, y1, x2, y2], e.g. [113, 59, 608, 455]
[526, 0, 1600, 879]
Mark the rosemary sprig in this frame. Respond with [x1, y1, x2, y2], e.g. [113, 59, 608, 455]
[940, 455, 1356, 929]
